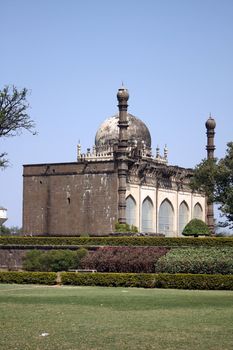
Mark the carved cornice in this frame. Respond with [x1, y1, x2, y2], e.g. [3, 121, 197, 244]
[127, 160, 193, 189]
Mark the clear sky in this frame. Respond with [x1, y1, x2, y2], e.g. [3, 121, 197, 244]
[1, 0, 233, 228]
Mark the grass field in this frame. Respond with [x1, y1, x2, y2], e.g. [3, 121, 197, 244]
[0, 285, 233, 350]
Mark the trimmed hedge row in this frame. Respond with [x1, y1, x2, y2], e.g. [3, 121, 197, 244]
[0, 271, 233, 290]
[61, 272, 154, 288]
[0, 271, 57, 285]
[1, 236, 233, 247]
[60, 272, 233, 290]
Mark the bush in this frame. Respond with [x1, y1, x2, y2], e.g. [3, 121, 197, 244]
[182, 219, 210, 237]
[0, 271, 56, 285]
[115, 222, 138, 233]
[80, 247, 169, 273]
[154, 247, 233, 274]
[60, 272, 233, 290]
[22, 249, 88, 272]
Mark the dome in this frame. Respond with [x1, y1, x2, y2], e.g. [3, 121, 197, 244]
[205, 117, 216, 130]
[95, 113, 151, 148]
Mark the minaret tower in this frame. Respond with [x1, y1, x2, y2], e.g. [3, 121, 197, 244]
[116, 86, 129, 224]
[205, 114, 216, 234]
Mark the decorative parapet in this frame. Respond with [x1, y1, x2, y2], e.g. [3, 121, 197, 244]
[77, 144, 115, 162]
[77, 142, 168, 164]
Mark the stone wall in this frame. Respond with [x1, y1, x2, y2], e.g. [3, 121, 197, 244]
[0, 249, 27, 270]
[23, 161, 118, 236]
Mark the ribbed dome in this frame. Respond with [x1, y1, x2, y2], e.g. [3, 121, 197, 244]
[95, 113, 151, 148]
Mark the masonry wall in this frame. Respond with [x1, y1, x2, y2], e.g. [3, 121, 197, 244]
[23, 161, 118, 236]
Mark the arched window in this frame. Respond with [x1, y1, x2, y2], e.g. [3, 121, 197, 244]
[179, 201, 189, 235]
[142, 197, 153, 232]
[126, 195, 136, 226]
[158, 199, 174, 236]
[193, 203, 203, 220]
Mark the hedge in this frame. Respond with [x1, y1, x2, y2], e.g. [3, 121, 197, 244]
[1, 236, 233, 247]
[0, 271, 57, 285]
[0, 271, 232, 290]
[61, 272, 155, 288]
[155, 273, 233, 290]
[60, 272, 233, 290]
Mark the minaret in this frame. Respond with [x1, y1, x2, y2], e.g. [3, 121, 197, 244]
[116, 86, 129, 224]
[205, 114, 216, 234]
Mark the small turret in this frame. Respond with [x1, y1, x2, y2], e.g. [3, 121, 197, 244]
[205, 114, 216, 235]
[206, 114, 216, 159]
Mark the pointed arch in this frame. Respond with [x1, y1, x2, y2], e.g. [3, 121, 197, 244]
[193, 203, 203, 220]
[179, 201, 189, 235]
[158, 199, 174, 236]
[142, 196, 154, 232]
[126, 195, 136, 226]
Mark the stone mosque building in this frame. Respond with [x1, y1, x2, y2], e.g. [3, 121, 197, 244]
[22, 87, 216, 236]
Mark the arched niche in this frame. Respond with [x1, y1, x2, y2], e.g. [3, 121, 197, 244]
[193, 203, 203, 220]
[179, 201, 189, 235]
[126, 195, 137, 226]
[158, 199, 174, 236]
[142, 196, 154, 232]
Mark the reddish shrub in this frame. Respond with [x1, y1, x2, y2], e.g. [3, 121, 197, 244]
[80, 246, 169, 273]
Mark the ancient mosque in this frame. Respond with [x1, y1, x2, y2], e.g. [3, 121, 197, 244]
[22, 87, 216, 236]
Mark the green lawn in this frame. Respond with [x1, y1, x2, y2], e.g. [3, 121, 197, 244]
[0, 285, 233, 350]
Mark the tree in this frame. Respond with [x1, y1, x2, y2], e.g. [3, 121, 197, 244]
[182, 218, 210, 237]
[191, 142, 233, 228]
[0, 85, 36, 168]
[215, 142, 233, 227]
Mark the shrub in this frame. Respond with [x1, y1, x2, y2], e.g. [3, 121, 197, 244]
[182, 219, 210, 237]
[23, 249, 88, 272]
[80, 246, 169, 273]
[0, 271, 56, 285]
[154, 247, 233, 274]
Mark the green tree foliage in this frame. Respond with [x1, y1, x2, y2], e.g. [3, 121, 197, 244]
[182, 218, 210, 237]
[216, 142, 233, 227]
[0, 85, 36, 168]
[191, 142, 233, 228]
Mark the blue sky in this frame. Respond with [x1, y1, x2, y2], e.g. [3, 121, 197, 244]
[1, 0, 233, 227]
